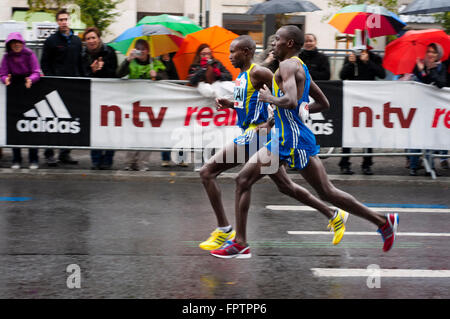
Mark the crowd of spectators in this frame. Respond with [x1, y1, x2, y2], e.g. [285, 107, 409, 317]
[0, 15, 448, 175]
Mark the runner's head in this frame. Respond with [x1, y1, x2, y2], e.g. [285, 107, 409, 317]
[229, 35, 256, 69]
[272, 25, 304, 61]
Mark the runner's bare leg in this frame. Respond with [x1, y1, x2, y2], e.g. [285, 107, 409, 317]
[200, 142, 248, 227]
[300, 156, 386, 227]
[234, 148, 335, 245]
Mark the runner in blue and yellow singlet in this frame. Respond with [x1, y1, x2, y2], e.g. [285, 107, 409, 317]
[198, 35, 274, 252]
[210, 26, 398, 259]
[266, 55, 319, 170]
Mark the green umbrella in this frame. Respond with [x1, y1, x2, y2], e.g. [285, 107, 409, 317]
[137, 14, 202, 36]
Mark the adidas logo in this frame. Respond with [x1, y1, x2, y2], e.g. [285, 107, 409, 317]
[16, 90, 81, 134]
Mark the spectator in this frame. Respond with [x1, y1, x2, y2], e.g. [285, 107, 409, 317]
[255, 34, 279, 73]
[188, 43, 233, 98]
[40, 8, 82, 166]
[412, 43, 447, 88]
[299, 33, 330, 80]
[160, 53, 188, 168]
[339, 47, 386, 175]
[81, 26, 118, 170]
[117, 39, 167, 171]
[409, 43, 448, 176]
[0, 32, 41, 169]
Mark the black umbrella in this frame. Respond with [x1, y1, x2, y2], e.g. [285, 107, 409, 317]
[246, 0, 321, 15]
[399, 0, 450, 15]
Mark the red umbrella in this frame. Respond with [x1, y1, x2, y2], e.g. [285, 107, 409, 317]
[382, 29, 450, 75]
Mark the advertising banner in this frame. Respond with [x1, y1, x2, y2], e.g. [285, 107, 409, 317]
[342, 81, 450, 150]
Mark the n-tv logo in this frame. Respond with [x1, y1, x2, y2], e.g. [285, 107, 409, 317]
[16, 90, 80, 134]
[7, 78, 90, 146]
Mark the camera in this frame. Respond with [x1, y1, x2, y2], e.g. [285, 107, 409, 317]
[133, 49, 142, 57]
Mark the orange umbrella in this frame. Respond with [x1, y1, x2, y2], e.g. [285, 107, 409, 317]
[173, 26, 240, 80]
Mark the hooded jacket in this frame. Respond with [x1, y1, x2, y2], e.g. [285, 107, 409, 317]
[0, 32, 41, 84]
[413, 43, 447, 88]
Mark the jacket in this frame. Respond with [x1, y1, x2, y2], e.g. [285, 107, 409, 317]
[0, 32, 41, 84]
[81, 44, 118, 78]
[299, 48, 330, 80]
[40, 29, 82, 76]
[340, 51, 386, 80]
[117, 56, 167, 80]
[413, 63, 447, 88]
[188, 59, 232, 86]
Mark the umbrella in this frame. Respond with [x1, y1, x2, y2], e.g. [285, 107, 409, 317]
[137, 14, 202, 36]
[109, 24, 184, 57]
[400, 0, 450, 15]
[246, 0, 321, 15]
[328, 4, 406, 38]
[382, 29, 450, 75]
[172, 26, 240, 80]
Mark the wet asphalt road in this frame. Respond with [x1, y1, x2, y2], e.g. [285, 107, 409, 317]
[0, 176, 449, 299]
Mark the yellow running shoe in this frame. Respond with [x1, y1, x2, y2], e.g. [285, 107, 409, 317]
[327, 209, 349, 245]
[199, 229, 236, 251]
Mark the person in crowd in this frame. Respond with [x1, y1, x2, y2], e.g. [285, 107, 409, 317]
[0, 32, 41, 169]
[255, 34, 279, 73]
[188, 43, 233, 96]
[298, 33, 330, 80]
[408, 43, 448, 176]
[160, 53, 187, 168]
[339, 47, 386, 175]
[81, 26, 118, 170]
[117, 39, 167, 171]
[188, 44, 233, 170]
[40, 8, 82, 166]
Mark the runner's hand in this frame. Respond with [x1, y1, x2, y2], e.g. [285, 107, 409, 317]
[215, 98, 232, 110]
[258, 84, 272, 103]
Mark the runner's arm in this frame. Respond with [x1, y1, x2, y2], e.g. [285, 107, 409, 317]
[308, 80, 330, 114]
[258, 60, 302, 109]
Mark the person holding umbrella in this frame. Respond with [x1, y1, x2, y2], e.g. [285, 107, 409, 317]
[408, 43, 448, 176]
[117, 39, 168, 171]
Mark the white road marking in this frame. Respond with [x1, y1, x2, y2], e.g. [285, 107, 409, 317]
[266, 205, 450, 213]
[311, 268, 450, 278]
[288, 231, 450, 237]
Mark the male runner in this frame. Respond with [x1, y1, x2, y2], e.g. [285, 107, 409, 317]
[210, 26, 398, 259]
[200, 35, 349, 253]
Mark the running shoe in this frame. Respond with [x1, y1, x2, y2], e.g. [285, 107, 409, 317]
[327, 209, 349, 245]
[199, 229, 236, 251]
[377, 213, 399, 252]
[210, 239, 251, 259]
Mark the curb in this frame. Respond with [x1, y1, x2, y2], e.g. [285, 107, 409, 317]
[0, 168, 448, 185]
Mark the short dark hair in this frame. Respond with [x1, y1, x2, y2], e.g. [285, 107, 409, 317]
[304, 33, 317, 41]
[281, 25, 304, 50]
[83, 27, 101, 40]
[234, 35, 256, 55]
[56, 9, 69, 20]
[135, 39, 149, 51]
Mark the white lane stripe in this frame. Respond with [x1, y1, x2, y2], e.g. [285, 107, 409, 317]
[312, 268, 450, 278]
[266, 205, 450, 213]
[288, 231, 450, 237]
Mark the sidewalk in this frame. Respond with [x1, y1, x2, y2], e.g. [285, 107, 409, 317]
[0, 148, 448, 183]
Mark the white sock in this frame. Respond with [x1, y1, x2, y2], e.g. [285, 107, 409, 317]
[217, 225, 232, 233]
[331, 210, 338, 220]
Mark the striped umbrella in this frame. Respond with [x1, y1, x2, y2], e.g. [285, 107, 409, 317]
[328, 4, 406, 38]
[137, 14, 202, 36]
[109, 24, 184, 57]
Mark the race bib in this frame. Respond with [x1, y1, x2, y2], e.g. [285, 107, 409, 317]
[233, 77, 246, 109]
